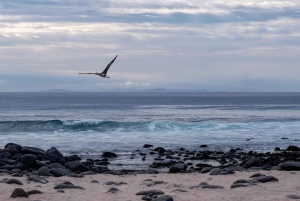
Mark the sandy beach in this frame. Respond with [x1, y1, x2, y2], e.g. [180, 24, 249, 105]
[1, 170, 299, 201]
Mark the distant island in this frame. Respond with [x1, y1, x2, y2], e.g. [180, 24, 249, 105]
[41, 88, 209, 92]
[44, 89, 72, 92]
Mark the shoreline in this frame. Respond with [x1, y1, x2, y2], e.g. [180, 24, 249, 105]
[1, 143, 300, 200]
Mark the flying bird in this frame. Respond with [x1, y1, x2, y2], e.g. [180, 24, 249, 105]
[79, 54, 118, 78]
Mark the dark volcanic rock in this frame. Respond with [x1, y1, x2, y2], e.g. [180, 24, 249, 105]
[220, 167, 235, 175]
[286, 146, 299, 151]
[243, 157, 260, 168]
[36, 160, 50, 168]
[172, 189, 188, 193]
[27, 189, 43, 195]
[41, 153, 61, 163]
[249, 173, 265, 178]
[27, 175, 49, 184]
[233, 179, 253, 184]
[10, 188, 28, 198]
[153, 195, 174, 201]
[0, 152, 12, 159]
[50, 168, 70, 177]
[38, 166, 50, 176]
[279, 161, 300, 171]
[50, 163, 66, 169]
[254, 176, 278, 183]
[90, 180, 99, 183]
[136, 190, 165, 195]
[201, 184, 224, 189]
[64, 161, 89, 172]
[21, 154, 38, 166]
[169, 163, 186, 173]
[54, 181, 84, 190]
[209, 168, 222, 175]
[101, 152, 117, 158]
[200, 167, 212, 173]
[105, 181, 122, 186]
[231, 183, 254, 188]
[46, 147, 64, 158]
[153, 147, 166, 154]
[143, 144, 153, 148]
[0, 163, 25, 171]
[64, 155, 81, 162]
[0, 178, 23, 185]
[191, 182, 224, 189]
[142, 195, 154, 201]
[234, 165, 245, 172]
[107, 187, 120, 193]
[21, 146, 45, 155]
[200, 145, 208, 148]
[274, 147, 281, 151]
[286, 194, 300, 199]
[5, 143, 22, 152]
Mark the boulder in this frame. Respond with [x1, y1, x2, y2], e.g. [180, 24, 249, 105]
[220, 167, 235, 175]
[38, 166, 50, 176]
[243, 158, 260, 168]
[0, 163, 25, 171]
[0, 178, 23, 185]
[143, 144, 153, 148]
[21, 146, 45, 155]
[5, 143, 22, 152]
[169, 163, 186, 173]
[36, 160, 50, 168]
[279, 161, 300, 171]
[27, 190, 43, 195]
[27, 175, 49, 184]
[136, 190, 165, 195]
[41, 154, 60, 163]
[50, 168, 70, 177]
[101, 152, 117, 158]
[50, 163, 66, 169]
[153, 147, 166, 154]
[10, 188, 28, 198]
[153, 195, 174, 201]
[107, 187, 120, 193]
[209, 168, 222, 175]
[64, 161, 89, 172]
[0, 152, 12, 159]
[64, 155, 81, 161]
[54, 181, 84, 190]
[286, 146, 299, 151]
[21, 154, 38, 166]
[254, 176, 278, 183]
[46, 147, 64, 158]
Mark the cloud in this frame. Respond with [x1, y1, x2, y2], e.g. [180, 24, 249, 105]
[0, 0, 300, 92]
[125, 81, 136, 85]
[1, 33, 11, 37]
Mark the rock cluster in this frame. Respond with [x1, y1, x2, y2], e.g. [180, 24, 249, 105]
[0, 143, 115, 177]
[1, 142, 300, 177]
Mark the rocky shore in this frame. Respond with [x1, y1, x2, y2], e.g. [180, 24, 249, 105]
[1, 143, 300, 200]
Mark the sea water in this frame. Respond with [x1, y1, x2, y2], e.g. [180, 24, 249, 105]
[1, 92, 300, 157]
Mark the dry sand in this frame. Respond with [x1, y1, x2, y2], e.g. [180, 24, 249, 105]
[0, 170, 299, 201]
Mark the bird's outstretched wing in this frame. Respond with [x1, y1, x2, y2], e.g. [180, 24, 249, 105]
[101, 54, 118, 76]
[78, 73, 97, 75]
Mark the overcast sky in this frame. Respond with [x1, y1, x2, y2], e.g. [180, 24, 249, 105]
[1, 0, 300, 92]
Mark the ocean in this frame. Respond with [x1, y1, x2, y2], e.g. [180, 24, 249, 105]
[1, 92, 300, 160]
